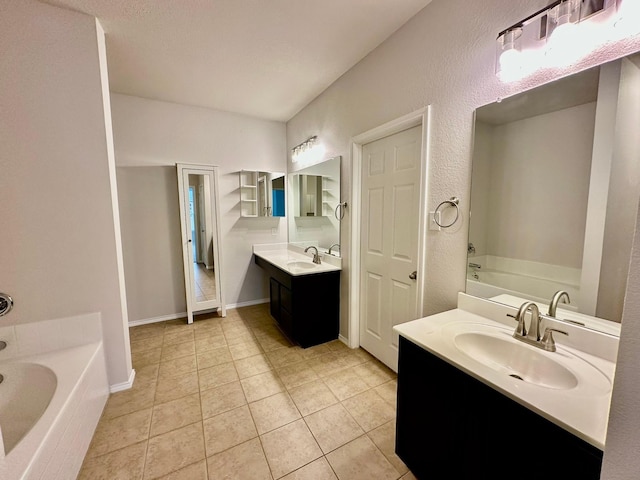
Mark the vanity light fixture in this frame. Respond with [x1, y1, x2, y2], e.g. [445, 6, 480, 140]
[291, 135, 325, 164]
[496, 0, 619, 82]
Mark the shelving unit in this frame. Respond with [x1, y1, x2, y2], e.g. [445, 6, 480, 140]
[239, 170, 258, 217]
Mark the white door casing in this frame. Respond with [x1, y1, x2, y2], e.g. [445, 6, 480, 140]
[359, 125, 423, 370]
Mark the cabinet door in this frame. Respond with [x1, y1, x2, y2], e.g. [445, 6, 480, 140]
[269, 278, 281, 322]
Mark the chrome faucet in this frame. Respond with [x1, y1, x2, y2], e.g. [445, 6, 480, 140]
[548, 290, 570, 317]
[509, 301, 568, 352]
[468, 262, 481, 270]
[328, 243, 340, 255]
[305, 246, 321, 264]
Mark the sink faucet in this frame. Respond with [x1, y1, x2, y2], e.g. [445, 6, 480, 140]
[305, 246, 321, 264]
[548, 290, 570, 317]
[328, 243, 340, 255]
[509, 301, 568, 352]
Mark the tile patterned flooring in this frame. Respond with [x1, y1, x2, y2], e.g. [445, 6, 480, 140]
[194, 263, 217, 302]
[79, 304, 417, 480]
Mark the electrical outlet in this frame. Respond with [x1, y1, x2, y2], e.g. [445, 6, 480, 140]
[429, 211, 441, 231]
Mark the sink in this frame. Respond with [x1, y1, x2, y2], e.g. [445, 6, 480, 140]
[286, 261, 317, 271]
[454, 332, 578, 390]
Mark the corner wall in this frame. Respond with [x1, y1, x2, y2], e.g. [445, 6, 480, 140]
[0, 0, 131, 385]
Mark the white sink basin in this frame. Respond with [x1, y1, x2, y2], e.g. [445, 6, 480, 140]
[285, 261, 317, 273]
[454, 332, 578, 390]
[441, 322, 612, 395]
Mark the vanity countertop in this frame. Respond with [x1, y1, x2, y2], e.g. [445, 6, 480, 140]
[394, 303, 616, 450]
[253, 243, 341, 276]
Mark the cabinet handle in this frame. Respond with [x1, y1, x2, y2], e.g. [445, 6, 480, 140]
[409, 271, 417, 280]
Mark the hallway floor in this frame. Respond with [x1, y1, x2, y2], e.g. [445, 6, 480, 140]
[79, 304, 416, 479]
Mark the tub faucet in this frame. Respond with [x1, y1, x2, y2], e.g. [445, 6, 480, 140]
[328, 243, 340, 255]
[305, 246, 321, 264]
[548, 290, 570, 317]
[468, 263, 481, 270]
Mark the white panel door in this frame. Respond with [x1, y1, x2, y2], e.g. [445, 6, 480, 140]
[360, 125, 422, 370]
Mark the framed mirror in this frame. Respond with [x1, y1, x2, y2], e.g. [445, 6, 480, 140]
[177, 164, 225, 323]
[288, 156, 342, 256]
[468, 53, 640, 334]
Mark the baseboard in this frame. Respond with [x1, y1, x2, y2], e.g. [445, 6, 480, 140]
[128, 300, 269, 327]
[338, 334, 351, 347]
[226, 298, 269, 310]
[128, 312, 187, 327]
[110, 368, 136, 393]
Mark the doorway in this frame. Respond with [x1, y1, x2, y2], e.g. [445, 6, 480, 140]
[350, 108, 430, 371]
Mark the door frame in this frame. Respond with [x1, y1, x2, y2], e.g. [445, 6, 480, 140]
[348, 107, 431, 348]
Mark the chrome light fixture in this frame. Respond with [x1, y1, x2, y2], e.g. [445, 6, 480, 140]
[496, 0, 619, 82]
[292, 135, 325, 164]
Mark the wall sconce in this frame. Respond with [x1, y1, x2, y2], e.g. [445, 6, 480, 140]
[292, 135, 326, 164]
[496, 0, 619, 81]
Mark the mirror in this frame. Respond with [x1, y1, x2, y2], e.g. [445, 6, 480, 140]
[288, 156, 341, 255]
[295, 174, 323, 217]
[468, 53, 640, 333]
[177, 164, 225, 323]
[240, 170, 285, 217]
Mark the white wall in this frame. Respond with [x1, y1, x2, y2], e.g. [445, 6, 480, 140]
[287, 0, 640, 335]
[486, 102, 595, 268]
[285, 0, 640, 475]
[111, 94, 287, 322]
[0, 0, 131, 386]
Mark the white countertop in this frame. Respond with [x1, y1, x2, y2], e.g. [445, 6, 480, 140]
[394, 306, 616, 450]
[253, 243, 341, 276]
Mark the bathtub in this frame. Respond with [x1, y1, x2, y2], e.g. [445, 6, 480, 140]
[466, 269, 580, 309]
[0, 342, 108, 480]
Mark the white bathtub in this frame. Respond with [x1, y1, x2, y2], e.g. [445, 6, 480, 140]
[0, 342, 108, 480]
[466, 269, 580, 309]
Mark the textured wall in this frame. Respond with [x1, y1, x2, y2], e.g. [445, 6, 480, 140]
[286, 0, 640, 339]
[111, 94, 288, 321]
[0, 0, 131, 385]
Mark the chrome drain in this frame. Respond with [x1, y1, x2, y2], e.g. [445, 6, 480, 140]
[509, 374, 524, 381]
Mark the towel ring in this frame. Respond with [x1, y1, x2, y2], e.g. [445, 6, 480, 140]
[335, 202, 348, 220]
[434, 197, 460, 228]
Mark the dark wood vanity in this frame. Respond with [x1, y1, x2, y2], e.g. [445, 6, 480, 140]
[395, 336, 603, 480]
[254, 255, 340, 348]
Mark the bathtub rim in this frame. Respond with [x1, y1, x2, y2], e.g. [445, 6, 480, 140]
[0, 342, 106, 480]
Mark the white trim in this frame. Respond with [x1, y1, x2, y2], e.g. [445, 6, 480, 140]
[226, 298, 269, 310]
[349, 106, 431, 350]
[338, 334, 350, 347]
[96, 19, 133, 382]
[110, 368, 136, 393]
[128, 312, 188, 327]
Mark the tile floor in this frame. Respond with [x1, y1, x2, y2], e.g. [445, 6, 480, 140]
[194, 263, 217, 302]
[79, 304, 417, 480]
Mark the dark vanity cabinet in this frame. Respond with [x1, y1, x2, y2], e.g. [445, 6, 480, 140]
[395, 337, 603, 480]
[255, 255, 339, 348]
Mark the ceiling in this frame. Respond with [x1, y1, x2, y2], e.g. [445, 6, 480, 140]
[44, 0, 432, 121]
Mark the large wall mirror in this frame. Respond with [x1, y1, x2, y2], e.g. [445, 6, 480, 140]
[468, 52, 640, 334]
[177, 164, 225, 323]
[288, 156, 342, 255]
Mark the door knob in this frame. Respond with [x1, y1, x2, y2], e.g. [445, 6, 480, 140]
[409, 271, 417, 280]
